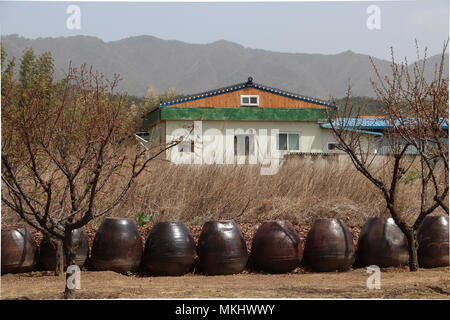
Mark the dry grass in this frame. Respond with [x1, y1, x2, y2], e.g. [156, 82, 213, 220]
[90, 156, 403, 227]
[2, 152, 446, 228]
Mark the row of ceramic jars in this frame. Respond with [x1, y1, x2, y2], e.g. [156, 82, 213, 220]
[76, 216, 450, 274]
[356, 216, 450, 268]
[1, 227, 90, 274]
[303, 216, 449, 271]
[306, 216, 449, 271]
[2, 216, 449, 274]
[90, 219, 247, 275]
[91, 219, 299, 275]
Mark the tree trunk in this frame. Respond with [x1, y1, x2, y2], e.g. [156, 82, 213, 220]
[63, 229, 77, 299]
[54, 239, 64, 276]
[406, 230, 419, 272]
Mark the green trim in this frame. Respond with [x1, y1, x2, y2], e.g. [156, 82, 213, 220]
[159, 107, 328, 122]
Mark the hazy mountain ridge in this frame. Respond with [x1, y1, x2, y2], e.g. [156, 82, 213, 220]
[1, 34, 448, 99]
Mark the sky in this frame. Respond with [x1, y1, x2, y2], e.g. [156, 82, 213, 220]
[0, 0, 448, 62]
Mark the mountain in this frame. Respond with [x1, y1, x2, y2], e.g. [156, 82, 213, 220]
[1, 34, 448, 99]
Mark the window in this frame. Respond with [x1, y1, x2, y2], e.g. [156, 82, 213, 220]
[277, 133, 300, 151]
[234, 135, 254, 155]
[327, 142, 340, 152]
[178, 140, 194, 153]
[240, 95, 259, 107]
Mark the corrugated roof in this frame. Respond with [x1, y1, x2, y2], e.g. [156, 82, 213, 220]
[159, 77, 337, 109]
[320, 118, 391, 130]
[320, 118, 449, 130]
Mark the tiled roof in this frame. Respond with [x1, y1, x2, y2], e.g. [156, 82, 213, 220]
[159, 77, 337, 109]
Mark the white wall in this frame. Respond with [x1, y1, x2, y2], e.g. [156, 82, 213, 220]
[164, 120, 357, 164]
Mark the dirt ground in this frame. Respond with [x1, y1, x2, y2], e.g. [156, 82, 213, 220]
[1, 267, 449, 300]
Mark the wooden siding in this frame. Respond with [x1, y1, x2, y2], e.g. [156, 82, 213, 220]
[169, 88, 327, 109]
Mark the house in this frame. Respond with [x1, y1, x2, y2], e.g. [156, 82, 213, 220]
[320, 117, 449, 155]
[140, 77, 376, 166]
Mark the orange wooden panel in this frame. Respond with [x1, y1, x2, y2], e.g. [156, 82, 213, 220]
[169, 88, 327, 109]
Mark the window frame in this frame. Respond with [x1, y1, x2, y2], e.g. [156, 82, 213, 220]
[277, 132, 300, 152]
[240, 95, 260, 107]
[327, 142, 340, 152]
[234, 134, 255, 156]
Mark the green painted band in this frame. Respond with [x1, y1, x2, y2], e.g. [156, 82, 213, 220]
[159, 107, 329, 122]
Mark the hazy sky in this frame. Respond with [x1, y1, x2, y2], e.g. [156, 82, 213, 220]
[0, 0, 448, 61]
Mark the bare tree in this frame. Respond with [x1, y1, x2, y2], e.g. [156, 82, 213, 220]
[1, 49, 178, 298]
[328, 41, 449, 271]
